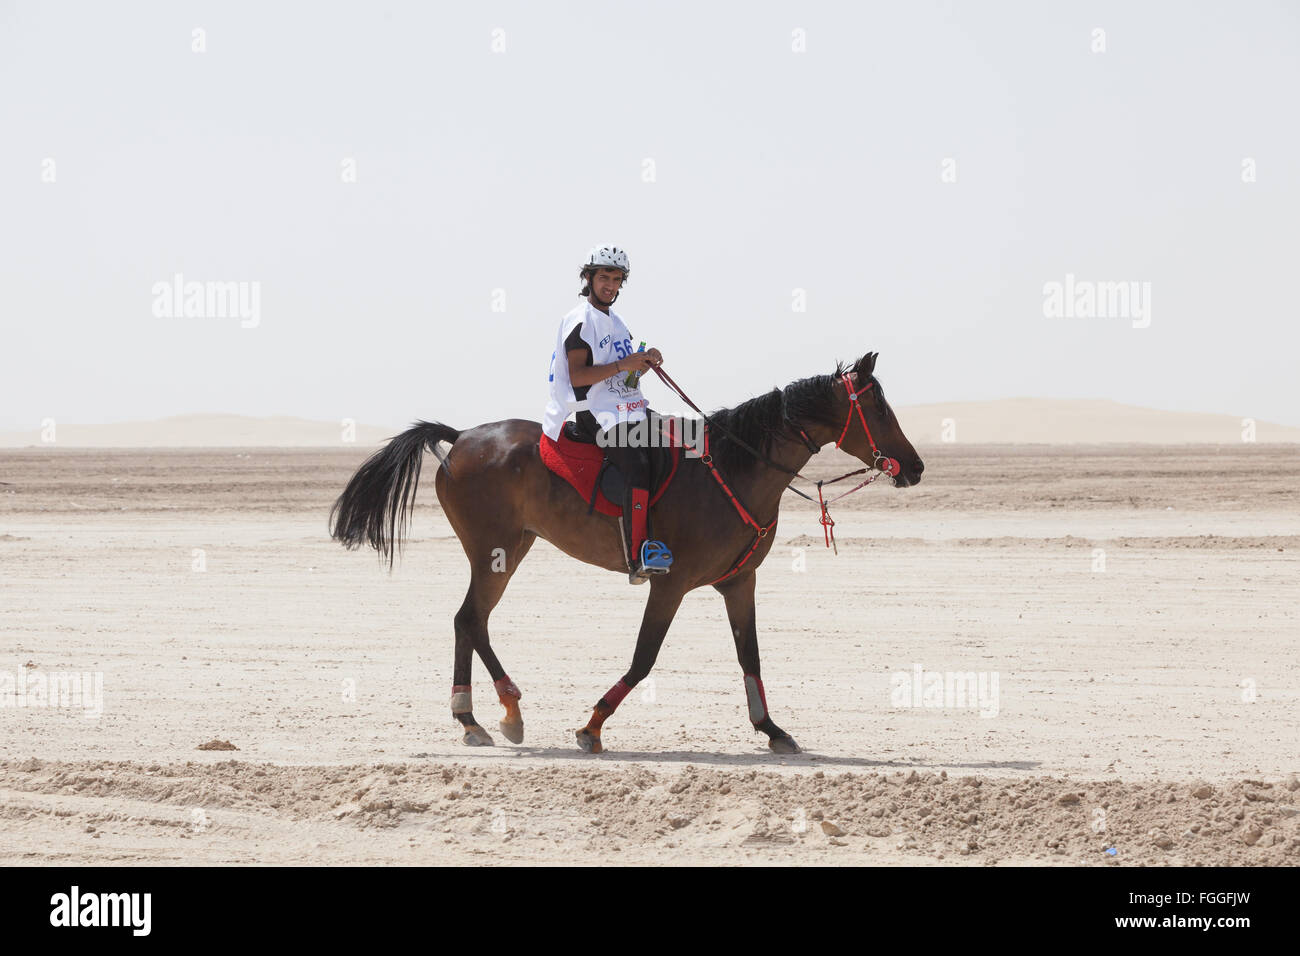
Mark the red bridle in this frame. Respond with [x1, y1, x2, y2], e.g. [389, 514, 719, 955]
[786, 372, 901, 550]
[651, 365, 905, 555]
[830, 372, 901, 477]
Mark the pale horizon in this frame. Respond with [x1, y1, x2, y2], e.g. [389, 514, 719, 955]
[5, 396, 1298, 447]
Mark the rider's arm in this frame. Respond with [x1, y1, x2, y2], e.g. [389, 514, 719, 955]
[563, 320, 659, 388]
[569, 350, 657, 387]
[568, 350, 630, 388]
[562, 323, 604, 388]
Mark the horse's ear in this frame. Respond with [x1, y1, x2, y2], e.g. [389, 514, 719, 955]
[857, 352, 878, 377]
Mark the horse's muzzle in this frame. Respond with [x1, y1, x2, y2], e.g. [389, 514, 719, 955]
[895, 457, 924, 487]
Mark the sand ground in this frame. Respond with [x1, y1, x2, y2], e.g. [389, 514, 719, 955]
[1, 443, 1297, 865]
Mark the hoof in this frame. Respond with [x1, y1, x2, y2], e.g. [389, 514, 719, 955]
[499, 719, 525, 744]
[575, 728, 604, 754]
[462, 724, 495, 747]
[769, 733, 801, 754]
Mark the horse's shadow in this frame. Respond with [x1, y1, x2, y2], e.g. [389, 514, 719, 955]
[410, 747, 1041, 772]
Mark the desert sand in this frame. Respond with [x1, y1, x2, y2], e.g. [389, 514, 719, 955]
[1, 441, 1297, 865]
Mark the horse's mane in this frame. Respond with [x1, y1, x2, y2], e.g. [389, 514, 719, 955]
[705, 361, 851, 476]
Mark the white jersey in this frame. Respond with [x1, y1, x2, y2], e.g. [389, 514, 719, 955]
[543, 300, 647, 441]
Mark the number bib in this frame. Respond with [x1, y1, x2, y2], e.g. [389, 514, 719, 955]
[543, 301, 646, 441]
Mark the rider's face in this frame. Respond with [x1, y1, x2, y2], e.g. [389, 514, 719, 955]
[590, 268, 625, 304]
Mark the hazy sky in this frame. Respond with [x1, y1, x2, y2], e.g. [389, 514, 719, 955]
[3, 0, 1298, 432]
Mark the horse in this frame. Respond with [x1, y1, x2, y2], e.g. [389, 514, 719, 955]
[328, 351, 923, 754]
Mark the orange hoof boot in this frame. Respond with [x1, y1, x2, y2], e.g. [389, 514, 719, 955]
[495, 678, 524, 744]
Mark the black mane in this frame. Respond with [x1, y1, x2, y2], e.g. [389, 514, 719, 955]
[705, 361, 850, 476]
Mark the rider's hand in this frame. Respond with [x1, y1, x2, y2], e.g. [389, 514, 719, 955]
[645, 348, 663, 366]
[625, 351, 657, 373]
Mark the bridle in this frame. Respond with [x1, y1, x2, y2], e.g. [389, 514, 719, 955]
[788, 372, 901, 551]
[651, 366, 902, 554]
[801, 372, 901, 477]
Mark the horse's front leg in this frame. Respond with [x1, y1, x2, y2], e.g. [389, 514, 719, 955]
[715, 573, 800, 754]
[576, 580, 686, 754]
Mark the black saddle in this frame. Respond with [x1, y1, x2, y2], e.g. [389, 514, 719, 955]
[562, 417, 677, 516]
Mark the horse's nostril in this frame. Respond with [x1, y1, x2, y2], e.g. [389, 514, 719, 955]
[915, 459, 925, 474]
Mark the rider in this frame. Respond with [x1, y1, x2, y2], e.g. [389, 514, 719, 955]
[543, 245, 673, 583]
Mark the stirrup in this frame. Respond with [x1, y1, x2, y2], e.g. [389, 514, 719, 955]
[639, 540, 673, 571]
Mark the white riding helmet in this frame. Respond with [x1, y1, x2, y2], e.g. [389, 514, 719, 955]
[583, 244, 630, 276]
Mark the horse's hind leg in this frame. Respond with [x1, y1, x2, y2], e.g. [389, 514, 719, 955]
[493, 533, 533, 743]
[451, 532, 536, 746]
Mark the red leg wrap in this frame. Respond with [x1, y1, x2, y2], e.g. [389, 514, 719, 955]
[494, 675, 521, 700]
[602, 678, 633, 711]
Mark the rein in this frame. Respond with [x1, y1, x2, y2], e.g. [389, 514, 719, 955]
[650, 365, 901, 556]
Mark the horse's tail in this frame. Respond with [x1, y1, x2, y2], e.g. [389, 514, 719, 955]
[329, 419, 461, 568]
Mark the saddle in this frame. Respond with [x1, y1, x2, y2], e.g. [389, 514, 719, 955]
[539, 417, 684, 517]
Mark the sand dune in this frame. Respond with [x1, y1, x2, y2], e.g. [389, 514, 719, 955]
[1, 400, 1296, 448]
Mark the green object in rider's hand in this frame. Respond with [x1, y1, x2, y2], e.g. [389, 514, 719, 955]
[624, 341, 646, 387]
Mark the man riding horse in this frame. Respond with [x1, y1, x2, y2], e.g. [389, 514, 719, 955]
[330, 259, 925, 752]
[543, 244, 673, 583]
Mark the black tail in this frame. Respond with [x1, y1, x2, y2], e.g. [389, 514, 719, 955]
[329, 420, 461, 568]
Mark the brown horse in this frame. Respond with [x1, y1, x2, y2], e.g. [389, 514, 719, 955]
[329, 352, 923, 754]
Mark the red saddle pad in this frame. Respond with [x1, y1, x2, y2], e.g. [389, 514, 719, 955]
[539, 419, 683, 517]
